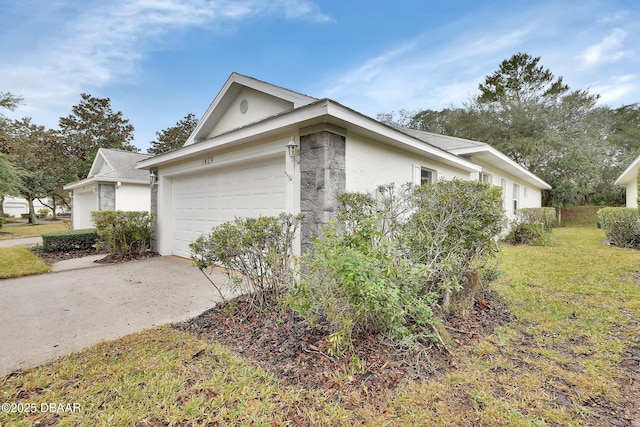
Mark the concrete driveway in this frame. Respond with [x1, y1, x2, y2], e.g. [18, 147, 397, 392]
[0, 255, 228, 376]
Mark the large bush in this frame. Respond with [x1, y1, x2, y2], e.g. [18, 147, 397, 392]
[190, 213, 302, 307]
[294, 180, 505, 353]
[516, 207, 557, 232]
[91, 210, 152, 257]
[597, 207, 640, 248]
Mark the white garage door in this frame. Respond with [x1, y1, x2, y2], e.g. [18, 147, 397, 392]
[170, 155, 286, 258]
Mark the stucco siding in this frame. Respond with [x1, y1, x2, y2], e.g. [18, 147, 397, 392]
[344, 133, 472, 193]
[115, 184, 151, 212]
[208, 88, 294, 139]
[626, 181, 638, 208]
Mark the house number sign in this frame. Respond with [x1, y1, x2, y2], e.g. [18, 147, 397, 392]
[202, 156, 215, 165]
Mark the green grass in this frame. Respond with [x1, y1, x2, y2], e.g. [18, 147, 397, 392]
[0, 221, 68, 240]
[0, 246, 51, 278]
[1, 226, 638, 425]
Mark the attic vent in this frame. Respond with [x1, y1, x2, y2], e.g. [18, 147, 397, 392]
[239, 99, 248, 114]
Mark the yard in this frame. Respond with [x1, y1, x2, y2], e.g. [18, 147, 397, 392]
[0, 219, 639, 425]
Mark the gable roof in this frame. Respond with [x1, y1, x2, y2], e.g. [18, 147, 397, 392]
[615, 154, 640, 185]
[185, 72, 317, 146]
[396, 128, 552, 190]
[64, 148, 152, 190]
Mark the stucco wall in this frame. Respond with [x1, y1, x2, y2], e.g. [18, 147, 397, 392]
[115, 184, 151, 212]
[208, 88, 294, 139]
[344, 133, 472, 193]
[626, 180, 638, 208]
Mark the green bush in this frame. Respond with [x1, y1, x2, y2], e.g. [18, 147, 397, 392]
[505, 222, 547, 245]
[517, 207, 557, 231]
[41, 229, 99, 252]
[404, 180, 505, 311]
[190, 213, 302, 307]
[597, 207, 640, 248]
[37, 208, 50, 219]
[91, 211, 153, 257]
[294, 181, 505, 353]
[0, 216, 5, 228]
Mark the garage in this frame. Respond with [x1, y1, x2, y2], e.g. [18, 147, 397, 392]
[169, 155, 287, 258]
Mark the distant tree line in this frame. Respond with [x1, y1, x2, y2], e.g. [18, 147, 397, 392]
[378, 52, 640, 207]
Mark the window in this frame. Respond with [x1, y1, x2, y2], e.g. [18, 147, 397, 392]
[501, 179, 507, 210]
[479, 172, 492, 184]
[512, 183, 520, 213]
[421, 168, 436, 185]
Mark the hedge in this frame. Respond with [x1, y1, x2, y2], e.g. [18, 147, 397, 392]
[597, 207, 640, 248]
[41, 229, 99, 252]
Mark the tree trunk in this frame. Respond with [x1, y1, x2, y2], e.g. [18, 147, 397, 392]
[27, 197, 39, 225]
[0, 195, 4, 217]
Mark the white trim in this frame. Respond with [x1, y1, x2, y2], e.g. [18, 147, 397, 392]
[615, 154, 640, 185]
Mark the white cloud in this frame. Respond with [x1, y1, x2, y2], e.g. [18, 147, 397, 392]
[580, 28, 629, 68]
[1, 0, 331, 126]
[591, 74, 639, 106]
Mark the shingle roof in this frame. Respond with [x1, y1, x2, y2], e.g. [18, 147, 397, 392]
[90, 149, 152, 182]
[394, 127, 487, 151]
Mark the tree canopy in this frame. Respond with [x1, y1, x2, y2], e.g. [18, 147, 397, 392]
[147, 113, 198, 155]
[380, 52, 638, 207]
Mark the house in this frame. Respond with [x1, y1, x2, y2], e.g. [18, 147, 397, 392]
[614, 155, 640, 207]
[2, 196, 48, 218]
[137, 72, 551, 257]
[64, 148, 152, 229]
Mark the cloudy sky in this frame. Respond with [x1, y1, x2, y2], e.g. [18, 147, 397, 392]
[2, 0, 639, 152]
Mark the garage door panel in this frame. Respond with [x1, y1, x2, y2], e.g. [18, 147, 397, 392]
[170, 156, 286, 258]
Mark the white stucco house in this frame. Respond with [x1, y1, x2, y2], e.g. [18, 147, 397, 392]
[137, 72, 551, 257]
[64, 148, 152, 229]
[2, 196, 48, 217]
[614, 155, 640, 207]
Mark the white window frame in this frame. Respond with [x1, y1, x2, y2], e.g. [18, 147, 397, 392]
[512, 183, 520, 213]
[413, 165, 437, 186]
[479, 172, 492, 185]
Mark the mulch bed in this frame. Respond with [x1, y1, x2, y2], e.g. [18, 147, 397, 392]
[173, 288, 514, 396]
[31, 248, 158, 266]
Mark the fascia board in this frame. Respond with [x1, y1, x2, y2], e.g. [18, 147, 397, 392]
[614, 155, 640, 185]
[451, 145, 552, 190]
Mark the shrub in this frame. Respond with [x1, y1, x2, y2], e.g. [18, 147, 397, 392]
[517, 207, 557, 231]
[505, 221, 547, 245]
[404, 180, 505, 312]
[91, 210, 153, 257]
[41, 229, 99, 252]
[597, 207, 640, 248]
[294, 181, 505, 353]
[190, 213, 302, 308]
[0, 216, 4, 228]
[37, 208, 50, 219]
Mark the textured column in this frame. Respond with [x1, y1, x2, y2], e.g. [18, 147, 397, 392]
[299, 130, 346, 253]
[150, 169, 158, 253]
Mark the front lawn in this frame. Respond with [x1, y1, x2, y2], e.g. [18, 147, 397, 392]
[0, 221, 68, 240]
[1, 227, 639, 425]
[0, 246, 50, 278]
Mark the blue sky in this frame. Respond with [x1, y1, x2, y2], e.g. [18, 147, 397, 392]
[2, 0, 639, 152]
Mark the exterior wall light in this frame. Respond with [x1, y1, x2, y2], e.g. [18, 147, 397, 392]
[286, 137, 299, 161]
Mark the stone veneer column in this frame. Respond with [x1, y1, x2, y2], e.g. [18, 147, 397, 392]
[150, 168, 158, 253]
[299, 129, 346, 253]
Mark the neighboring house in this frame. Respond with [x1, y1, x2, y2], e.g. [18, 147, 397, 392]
[2, 196, 48, 217]
[137, 72, 551, 257]
[64, 148, 152, 229]
[614, 155, 640, 208]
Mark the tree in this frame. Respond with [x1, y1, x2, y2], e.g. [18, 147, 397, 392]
[58, 93, 137, 181]
[147, 113, 198, 155]
[0, 91, 25, 216]
[2, 118, 60, 224]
